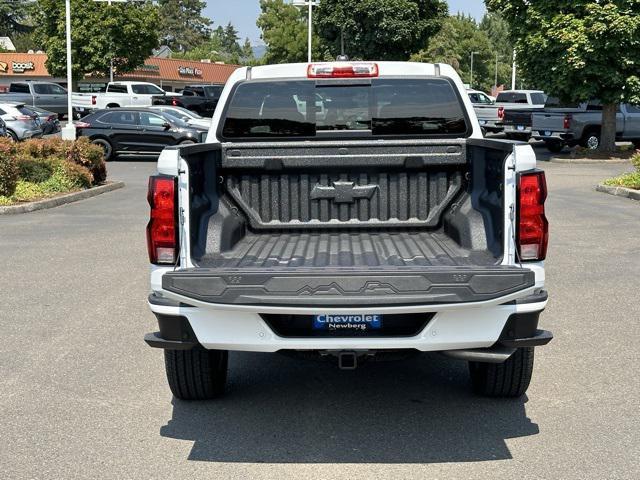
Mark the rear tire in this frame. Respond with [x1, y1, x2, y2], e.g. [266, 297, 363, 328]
[469, 347, 535, 398]
[6, 130, 18, 142]
[544, 140, 564, 153]
[91, 138, 113, 161]
[164, 349, 228, 400]
[633, 141, 640, 150]
[580, 129, 601, 150]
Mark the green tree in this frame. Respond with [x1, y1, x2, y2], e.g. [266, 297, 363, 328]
[411, 15, 494, 91]
[240, 38, 257, 65]
[479, 12, 514, 90]
[486, 0, 640, 152]
[315, 0, 448, 61]
[158, 0, 211, 52]
[0, 0, 33, 37]
[36, 0, 159, 81]
[257, 0, 310, 64]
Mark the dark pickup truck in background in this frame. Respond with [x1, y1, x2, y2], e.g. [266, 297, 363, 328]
[152, 84, 224, 117]
[532, 99, 640, 152]
[496, 90, 547, 141]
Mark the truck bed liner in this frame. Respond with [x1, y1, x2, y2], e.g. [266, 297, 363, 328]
[197, 231, 496, 269]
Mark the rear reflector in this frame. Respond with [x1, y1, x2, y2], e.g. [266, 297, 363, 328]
[147, 175, 179, 265]
[307, 62, 379, 78]
[517, 171, 549, 261]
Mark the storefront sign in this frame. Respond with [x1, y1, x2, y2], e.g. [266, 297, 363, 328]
[178, 66, 203, 76]
[138, 64, 160, 73]
[0, 62, 8, 73]
[12, 61, 35, 73]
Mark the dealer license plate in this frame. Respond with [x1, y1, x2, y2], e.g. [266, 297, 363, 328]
[517, 125, 525, 131]
[313, 314, 382, 332]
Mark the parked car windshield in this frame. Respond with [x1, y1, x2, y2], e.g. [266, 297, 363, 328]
[496, 92, 529, 103]
[544, 97, 581, 108]
[33, 83, 67, 95]
[156, 111, 191, 128]
[468, 92, 493, 104]
[221, 78, 469, 139]
[530, 93, 548, 105]
[131, 84, 166, 95]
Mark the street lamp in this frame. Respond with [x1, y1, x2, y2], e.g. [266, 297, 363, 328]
[470, 51, 480, 89]
[292, 0, 319, 62]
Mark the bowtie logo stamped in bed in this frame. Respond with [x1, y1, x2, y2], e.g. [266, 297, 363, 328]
[310, 181, 378, 204]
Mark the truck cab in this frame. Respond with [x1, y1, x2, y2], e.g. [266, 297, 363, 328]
[0, 81, 68, 116]
[144, 62, 552, 401]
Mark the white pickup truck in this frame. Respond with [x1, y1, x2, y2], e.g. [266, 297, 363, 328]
[144, 61, 552, 401]
[71, 81, 175, 116]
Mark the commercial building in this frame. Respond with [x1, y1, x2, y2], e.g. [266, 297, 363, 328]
[0, 53, 239, 92]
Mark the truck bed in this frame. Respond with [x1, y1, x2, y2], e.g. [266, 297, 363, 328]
[163, 139, 533, 307]
[197, 230, 496, 269]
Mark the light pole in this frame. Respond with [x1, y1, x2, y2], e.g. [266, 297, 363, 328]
[470, 51, 479, 89]
[292, 0, 319, 62]
[494, 52, 499, 90]
[511, 49, 517, 90]
[94, 0, 144, 82]
[61, 0, 75, 140]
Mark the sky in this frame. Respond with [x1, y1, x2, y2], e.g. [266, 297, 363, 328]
[204, 0, 487, 44]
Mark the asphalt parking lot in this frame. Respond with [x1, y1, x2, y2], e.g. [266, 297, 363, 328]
[1, 141, 639, 479]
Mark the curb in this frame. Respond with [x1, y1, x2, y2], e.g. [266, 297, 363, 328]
[551, 157, 631, 164]
[596, 184, 640, 202]
[0, 181, 125, 215]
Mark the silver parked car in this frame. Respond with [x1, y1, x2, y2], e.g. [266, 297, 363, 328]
[0, 117, 6, 138]
[149, 105, 212, 129]
[0, 102, 43, 141]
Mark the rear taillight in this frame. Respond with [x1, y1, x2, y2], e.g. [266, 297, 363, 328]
[517, 171, 549, 261]
[74, 121, 91, 128]
[14, 115, 32, 121]
[563, 114, 572, 130]
[171, 98, 178, 106]
[307, 62, 379, 78]
[146, 175, 179, 265]
[498, 106, 505, 120]
[91, 95, 97, 106]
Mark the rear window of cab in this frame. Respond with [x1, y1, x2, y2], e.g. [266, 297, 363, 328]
[220, 78, 470, 139]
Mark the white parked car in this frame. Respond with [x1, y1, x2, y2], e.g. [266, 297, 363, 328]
[144, 61, 552, 401]
[149, 105, 212, 129]
[71, 81, 177, 116]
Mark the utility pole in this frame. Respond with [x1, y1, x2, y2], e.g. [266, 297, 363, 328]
[470, 51, 479, 88]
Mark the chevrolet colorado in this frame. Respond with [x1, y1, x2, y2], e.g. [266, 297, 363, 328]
[144, 62, 552, 400]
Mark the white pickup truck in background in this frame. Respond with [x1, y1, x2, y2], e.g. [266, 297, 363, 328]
[144, 61, 552, 402]
[71, 81, 176, 116]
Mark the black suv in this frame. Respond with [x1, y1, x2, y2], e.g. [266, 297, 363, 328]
[76, 108, 208, 160]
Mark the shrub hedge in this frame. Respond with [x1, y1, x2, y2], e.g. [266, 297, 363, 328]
[0, 137, 106, 202]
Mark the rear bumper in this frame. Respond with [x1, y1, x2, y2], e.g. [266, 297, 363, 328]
[532, 131, 575, 142]
[161, 266, 536, 308]
[504, 125, 532, 134]
[145, 290, 550, 353]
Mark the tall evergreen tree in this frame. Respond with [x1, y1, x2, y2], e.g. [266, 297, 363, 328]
[158, 0, 211, 52]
